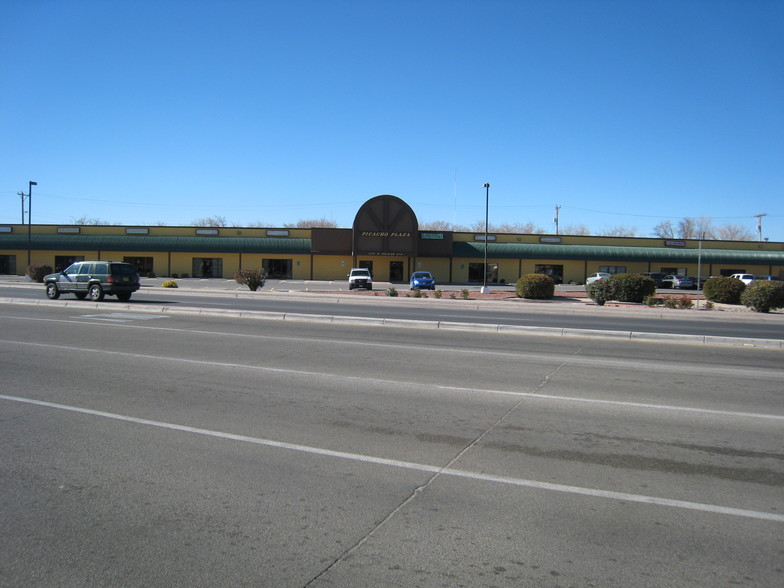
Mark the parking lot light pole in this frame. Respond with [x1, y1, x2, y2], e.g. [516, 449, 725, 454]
[27, 181, 37, 268]
[481, 183, 490, 293]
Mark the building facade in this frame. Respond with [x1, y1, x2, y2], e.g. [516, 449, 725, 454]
[2, 195, 783, 283]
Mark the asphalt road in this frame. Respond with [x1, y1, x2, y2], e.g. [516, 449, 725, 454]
[2, 281, 784, 342]
[1, 304, 782, 586]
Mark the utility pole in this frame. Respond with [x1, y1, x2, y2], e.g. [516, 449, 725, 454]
[754, 213, 767, 241]
[554, 205, 561, 235]
[18, 191, 27, 224]
[27, 181, 37, 268]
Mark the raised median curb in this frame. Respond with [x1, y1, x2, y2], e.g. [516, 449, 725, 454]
[2, 297, 782, 349]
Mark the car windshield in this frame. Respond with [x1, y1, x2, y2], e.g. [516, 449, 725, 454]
[413, 272, 431, 279]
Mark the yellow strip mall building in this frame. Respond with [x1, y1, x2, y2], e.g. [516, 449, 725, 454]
[2, 195, 783, 284]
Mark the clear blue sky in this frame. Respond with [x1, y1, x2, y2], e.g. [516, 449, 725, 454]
[2, 0, 782, 240]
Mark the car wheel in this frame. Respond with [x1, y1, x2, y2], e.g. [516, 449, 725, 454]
[117, 293, 132, 302]
[88, 284, 105, 301]
[45, 282, 60, 300]
[74, 292, 87, 300]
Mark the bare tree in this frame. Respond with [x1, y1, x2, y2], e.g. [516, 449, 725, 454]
[652, 220, 675, 239]
[601, 226, 638, 237]
[71, 216, 109, 225]
[677, 216, 715, 239]
[715, 224, 754, 241]
[193, 216, 227, 227]
[284, 218, 338, 228]
[561, 224, 591, 235]
[470, 220, 543, 233]
[496, 222, 545, 234]
[419, 220, 455, 230]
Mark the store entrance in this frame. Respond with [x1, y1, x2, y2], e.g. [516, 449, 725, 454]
[389, 261, 404, 282]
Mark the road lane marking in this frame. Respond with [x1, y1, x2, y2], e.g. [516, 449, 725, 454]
[1, 338, 782, 421]
[2, 393, 782, 523]
[1, 315, 782, 381]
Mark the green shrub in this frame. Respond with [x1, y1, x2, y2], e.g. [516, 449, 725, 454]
[411, 289, 422, 298]
[162, 279, 178, 288]
[664, 297, 679, 309]
[460, 288, 471, 299]
[515, 274, 555, 299]
[387, 287, 398, 297]
[703, 277, 744, 304]
[677, 295, 694, 309]
[26, 264, 53, 282]
[643, 295, 660, 307]
[740, 281, 784, 313]
[449, 292, 456, 299]
[609, 273, 656, 303]
[234, 268, 266, 291]
[587, 279, 613, 306]
[433, 289, 443, 299]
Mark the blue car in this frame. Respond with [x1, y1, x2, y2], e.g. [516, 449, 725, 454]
[410, 271, 436, 290]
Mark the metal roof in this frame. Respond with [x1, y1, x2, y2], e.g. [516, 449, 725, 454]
[452, 242, 784, 264]
[0, 234, 312, 254]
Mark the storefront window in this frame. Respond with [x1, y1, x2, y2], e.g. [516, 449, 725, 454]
[262, 258, 292, 279]
[468, 263, 498, 283]
[193, 258, 223, 278]
[599, 265, 626, 275]
[535, 264, 563, 284]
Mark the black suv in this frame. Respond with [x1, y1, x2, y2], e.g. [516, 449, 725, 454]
[640, 272, 666, 288]
[44, 261, 140, 301]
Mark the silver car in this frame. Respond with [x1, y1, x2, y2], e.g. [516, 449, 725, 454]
[661, 275, 693, 289]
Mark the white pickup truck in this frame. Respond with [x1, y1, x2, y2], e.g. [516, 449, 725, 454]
[347, 268, 373, 290]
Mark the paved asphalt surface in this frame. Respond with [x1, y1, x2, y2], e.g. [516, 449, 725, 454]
[1, 299, 782, 586]
[1, 276, 783, 345]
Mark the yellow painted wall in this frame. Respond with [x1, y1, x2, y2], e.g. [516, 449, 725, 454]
[312, 255, 354, 280]
[412, 258, 450, 282]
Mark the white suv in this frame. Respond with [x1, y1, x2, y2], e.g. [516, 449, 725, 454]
[347, 268, 373, 290]
[730, 273, 754, 285]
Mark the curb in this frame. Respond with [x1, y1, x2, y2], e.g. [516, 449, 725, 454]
[2, 297, 782, 349]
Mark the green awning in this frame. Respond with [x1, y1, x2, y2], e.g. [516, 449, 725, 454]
[453, 242, 784, 264]
[0, 234, 312, 254]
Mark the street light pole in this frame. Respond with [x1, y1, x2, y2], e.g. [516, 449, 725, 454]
[27, 181, 37, 268]
[482, 183, 490, 293]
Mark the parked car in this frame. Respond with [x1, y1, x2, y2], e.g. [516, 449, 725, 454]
[729, 273, 754, 285]
[410, 271, 436, 290]
[347, 267, 373, 290]
[661, 275, 694, 289]
[690, 276, 709, 289]
[753, 275, 781, 283]
[44, 261, 140, 301]
[639, 272, 666, 287]
[586, 272, 611, 285]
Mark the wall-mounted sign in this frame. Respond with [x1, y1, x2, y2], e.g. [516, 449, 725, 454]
[126, 227, 149, 235]
[267, 230, 289, 237]
[57, 227, 80, 234]
[540, 236, 562, 243]
[353, 195, 418, 256]
[196, 228, 219, 235]
[474, 234, 497, 241]
[421, 232, 444, 240]
[665, 240, 686, 247]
